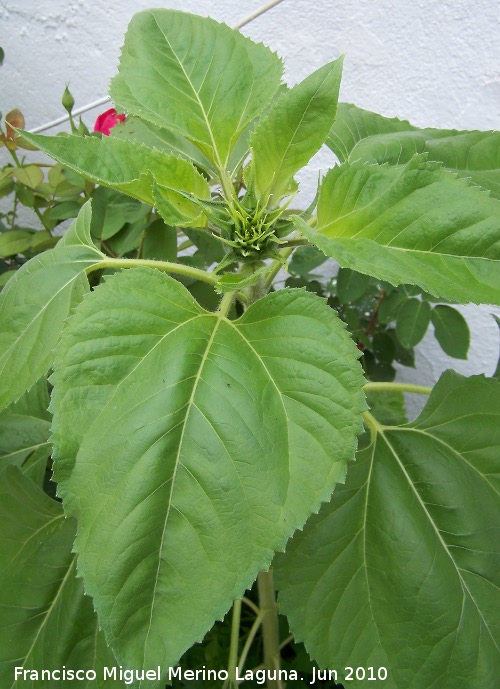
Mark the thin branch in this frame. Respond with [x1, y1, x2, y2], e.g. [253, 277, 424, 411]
[234, 0, 287, 28]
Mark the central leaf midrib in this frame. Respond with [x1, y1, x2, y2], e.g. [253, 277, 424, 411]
[379, 428, 498, 652]
[318, 231, 495, 261]
[151, 13, 225, 170]
[9, 554, 75, 689]
[141, 311, 224, 671]
[229, 323, 289, 423]
[362, 440, 384, 650]
[263, 69, 333, 199]
[1, 441, 50, 462]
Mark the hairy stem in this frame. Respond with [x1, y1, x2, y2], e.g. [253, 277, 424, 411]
[363, 382, 432, 395]
[218, 291, 236, 318]
[277, 238, 310, 249]
[88, 257, 218, 286]
[257, 569, 283, 689]
[247, 272, 267, 304]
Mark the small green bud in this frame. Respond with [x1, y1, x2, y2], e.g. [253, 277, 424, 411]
[61, 85, 75, 114]
[77, 117, 90, 136]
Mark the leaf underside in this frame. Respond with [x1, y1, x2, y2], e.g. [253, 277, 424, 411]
[328, 102, 500, 198]
[18, 131, 210, 227]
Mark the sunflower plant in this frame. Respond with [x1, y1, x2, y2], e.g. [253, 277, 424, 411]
[0, 9, 499, 689]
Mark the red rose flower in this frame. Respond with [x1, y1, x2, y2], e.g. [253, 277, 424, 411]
[93, 108, 126, 136]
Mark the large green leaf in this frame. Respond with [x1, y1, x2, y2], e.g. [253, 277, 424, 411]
[19, 131, 210, 227]
[294, 155, 500, 304]
[112, 116, 217, 177]
[0, 467, 124, 688]
[250, 57, 343, 205]
[109, 9, 283, 171]
[275, 371, 500, 688]
[327, 103, 500, 198]
[0, 203, 103, 411]
[50, 268, 365, 683]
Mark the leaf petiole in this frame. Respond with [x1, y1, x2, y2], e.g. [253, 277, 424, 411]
[87, 257, 218, 286]
[363, 382, 432, 395]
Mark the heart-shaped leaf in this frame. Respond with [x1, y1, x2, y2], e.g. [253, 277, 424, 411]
[50, 268, 366, 684]
[275, 371, 500, 689]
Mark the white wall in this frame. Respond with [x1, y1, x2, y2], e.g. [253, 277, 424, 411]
[1, 0, 499, 412]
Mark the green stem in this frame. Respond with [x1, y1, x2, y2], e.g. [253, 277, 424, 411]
[33, 206, 51, 234]
[88, 257, 217, 286]
[9, 193, 19, 231]
[363, 382, 432, 395]
[217, 165, 237, 206]
[277, 238, 310, 249]
[68, 112, 77, 134]
[218, 291, 235, 318]
[257, 569, 283, 689]
[136, 208, 153, 260]
[225, 599, 242, 689]
[7, 147, 21, 166]
[237, 610, 266, 674]
[279, 634, 293, 650]
[242, 596, 260, 616]
[264, 247, 294, 290]
[247, 272, 267, 305]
